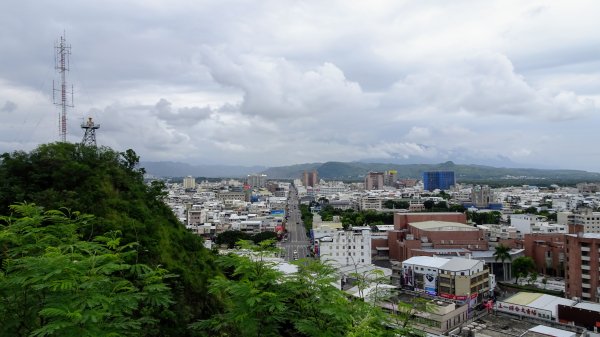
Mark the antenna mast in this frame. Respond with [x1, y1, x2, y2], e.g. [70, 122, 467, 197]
[81, 117, 100, 146]
[53, 33, 73, 142]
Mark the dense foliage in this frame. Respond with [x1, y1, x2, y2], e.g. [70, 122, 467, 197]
[191, 240, 410, 337]
[0, 143, 219, 336]
[215, 230, 278, 248]
[0, 204, 173, 337]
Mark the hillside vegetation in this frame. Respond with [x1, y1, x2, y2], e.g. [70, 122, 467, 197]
[0, 143, 220, 336]
[0, 143, 414, 337]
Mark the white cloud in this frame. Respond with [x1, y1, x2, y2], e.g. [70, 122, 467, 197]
[0, 1, 600, 170]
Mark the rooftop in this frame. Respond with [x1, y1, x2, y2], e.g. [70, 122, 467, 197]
[503, 292, 576, 317]
[439, 257, 481, 271]
[402, 256, 450, 268]
[410, 220, 478, 231]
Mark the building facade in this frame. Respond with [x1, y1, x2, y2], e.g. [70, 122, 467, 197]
[423, 171, 455, 191]
[364, 172, 385, 190]
[183, 175, 196, 190]
[565, 233, 600, 302]
[246, 174, 267, 188]
[302, 170, 319, 187]
[315, 226, 372, 266]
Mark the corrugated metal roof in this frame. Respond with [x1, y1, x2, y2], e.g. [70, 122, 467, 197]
[528, 294, 576, 317]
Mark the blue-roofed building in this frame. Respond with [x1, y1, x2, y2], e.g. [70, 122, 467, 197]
[423, 171, 455, 191]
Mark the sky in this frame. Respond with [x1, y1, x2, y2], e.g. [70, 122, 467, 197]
[1, 1, 600, 171]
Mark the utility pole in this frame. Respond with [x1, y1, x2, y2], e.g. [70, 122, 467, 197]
[81, 117, 100, 146]
[53, 33, 73, 142]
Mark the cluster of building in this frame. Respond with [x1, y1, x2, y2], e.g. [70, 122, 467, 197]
[165, 174, 293, 242]
[161, 170, 600, 335]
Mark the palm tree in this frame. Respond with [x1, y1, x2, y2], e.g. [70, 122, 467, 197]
[493, 244, 512, 281]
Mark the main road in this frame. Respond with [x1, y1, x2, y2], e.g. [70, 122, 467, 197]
[280, 185, 311, 261]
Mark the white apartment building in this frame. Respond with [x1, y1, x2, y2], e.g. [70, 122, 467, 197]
[183, 176, 196, 189]
[360, 195, 383, 211]
[510, 214, 546, 236]
[315, 226, 372, 266]
[477, 224, 517, 241]
[558, 209, 600, 233]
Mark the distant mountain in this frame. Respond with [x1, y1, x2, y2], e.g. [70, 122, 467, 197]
[141, 160, 600, 184]
[260, 162, 321, 179]
[262, 160, 600, 183]
[141, 161, 267, 178]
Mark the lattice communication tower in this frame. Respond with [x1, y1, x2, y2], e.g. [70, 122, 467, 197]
[81, 117, 100, 147]
[53, 33, 74, 142]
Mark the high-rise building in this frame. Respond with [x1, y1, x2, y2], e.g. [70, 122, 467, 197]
[423, 171, 455, 191]
[246, 174, 267, 188]
[364, 172, 384, 190]
[302, 170, 318, 187]
[384, 170, 398, 186]
[183, 176, 196, 190]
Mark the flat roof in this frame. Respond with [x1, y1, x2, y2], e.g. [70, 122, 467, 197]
[410, 220, 478, 231]
[528, 325, 575, 337]
[402, 256, 449, 268]
[504, 292, 544, 305]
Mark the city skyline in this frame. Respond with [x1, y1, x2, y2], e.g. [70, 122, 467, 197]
[1, 1, 600, 171]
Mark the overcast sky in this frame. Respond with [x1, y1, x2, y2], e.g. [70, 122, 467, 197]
[1, 1, 600, 171]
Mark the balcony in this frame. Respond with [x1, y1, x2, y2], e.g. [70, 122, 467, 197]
[582, 256, 590, 261]
[583, 274, 591, 279]
[582, 247, 591, 252]
[582, 265, 590, 270]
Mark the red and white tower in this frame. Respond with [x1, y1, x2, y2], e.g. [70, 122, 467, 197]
[53, 33, 73, 142]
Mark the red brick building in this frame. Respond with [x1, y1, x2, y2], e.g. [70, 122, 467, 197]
[383, 213, 486, 262]
[523, 233, 565, 277]
[565, 234, 600, 302]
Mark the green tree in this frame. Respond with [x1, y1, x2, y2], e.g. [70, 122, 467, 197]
[0, 204, 173, 337]
[215, 230, 252, 248]
[0, 143, 221, 336]
[251, 231, 278, 244]
[192, 242, 405, 337]
[493, 244, 512, 281]
[423, 200, 435, 210]
[512, 256, 536, 284]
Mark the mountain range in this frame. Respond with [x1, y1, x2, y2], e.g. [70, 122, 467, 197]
[141, 160, 600, 183]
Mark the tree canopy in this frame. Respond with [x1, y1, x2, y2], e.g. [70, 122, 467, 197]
[0, 143, 220, 336]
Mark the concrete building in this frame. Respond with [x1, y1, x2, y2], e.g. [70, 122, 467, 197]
[246, 174, 267, 188]
[384, 170, 397, 187]
[396, 220, 488, 262]
[510, 214, 547, 236]
[477, 224, 518, 241]
[496, 292, 576, 321]
[470, 185, 495, 208]
[302, 170, 318, 187]
[565, 233, 600, 302]
[183, 175, 196, 190]
[315, 226, 372, 266]
[359, 195, 383, 211]
[364, 172, 385, 190]
[423, 171, 455, 191]
[396, 256, 490, 304]
[523, 233, 565, 277]
[560, 209, 600, 234]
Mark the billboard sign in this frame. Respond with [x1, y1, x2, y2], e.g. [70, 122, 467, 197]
[424, 273, 437, 295]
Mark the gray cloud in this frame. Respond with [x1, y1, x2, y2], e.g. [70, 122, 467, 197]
[1, 1, 600, 170]
[1, 100, 17, 112]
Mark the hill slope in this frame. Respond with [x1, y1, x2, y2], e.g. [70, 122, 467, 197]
[0, 143, 220, 336]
